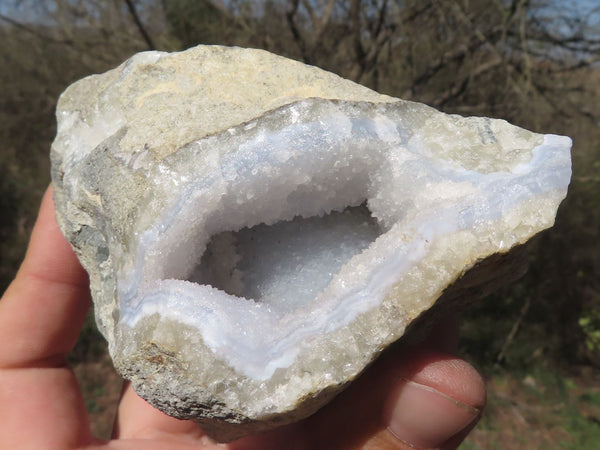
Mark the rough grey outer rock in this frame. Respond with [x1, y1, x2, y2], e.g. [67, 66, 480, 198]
[50, 45, 572, 441]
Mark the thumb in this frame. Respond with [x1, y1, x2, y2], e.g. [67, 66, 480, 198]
[382, 352, 485, 449]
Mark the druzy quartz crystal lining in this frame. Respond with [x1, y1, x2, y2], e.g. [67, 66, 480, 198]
[50, 45, 572, 441]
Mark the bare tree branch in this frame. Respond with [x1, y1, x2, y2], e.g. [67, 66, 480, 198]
[348, 0, 396, 82]
[311, 0, 337, 47]
[0, 13, 73, 45]
[496, 296, 531, 365]
[124, 0, 155, 50]
[434, 56, 503, 107]
[401, 25, 503, 99]
[300, 0, 317, 29]
[286, 0, 310, 63]
[517, 0, 532, 91]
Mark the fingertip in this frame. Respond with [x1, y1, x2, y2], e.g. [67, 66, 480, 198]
[396, 352, 486, 409]
[382, 352, 486, 449]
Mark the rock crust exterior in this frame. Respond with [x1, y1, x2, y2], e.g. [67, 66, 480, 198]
[51, 45, 572, 441]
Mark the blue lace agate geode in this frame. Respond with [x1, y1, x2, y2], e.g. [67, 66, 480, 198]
[51, 45, 571, 441]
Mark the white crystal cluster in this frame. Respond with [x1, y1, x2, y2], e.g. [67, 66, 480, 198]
[50, 45, 572, 441]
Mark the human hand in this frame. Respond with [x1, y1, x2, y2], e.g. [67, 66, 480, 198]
[0, 186, 486, 449]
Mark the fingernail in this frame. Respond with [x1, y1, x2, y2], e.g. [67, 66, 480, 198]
[383, 378, 480, 449]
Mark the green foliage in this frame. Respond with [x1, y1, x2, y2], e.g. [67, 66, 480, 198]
[84, 386, 106, 413]
[68, 312, 106, 364]
[580, 391, 600, 407]
[560, 404, 600, 449]
[579, 311, 600, 353]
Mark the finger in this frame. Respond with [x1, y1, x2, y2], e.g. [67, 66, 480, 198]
[0, 366, 93, 448]
[113, 382, 205, 442]
[0, 186, 93, 448]
[304, 320, 486, 449]
[0, 186, 91, 368]
[382, 352, 485, 449]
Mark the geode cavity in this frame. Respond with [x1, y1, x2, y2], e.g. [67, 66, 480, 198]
[50, 45, 572, 441]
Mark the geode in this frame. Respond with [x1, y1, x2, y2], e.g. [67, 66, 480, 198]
[50, 45, 571, 441]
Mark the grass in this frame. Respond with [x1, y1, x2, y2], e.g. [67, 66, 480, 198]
[461, 364, 600, 449]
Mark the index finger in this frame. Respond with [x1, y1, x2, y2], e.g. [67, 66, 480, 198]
[0, 185, 91, 368]
[0, 185, 95, 448]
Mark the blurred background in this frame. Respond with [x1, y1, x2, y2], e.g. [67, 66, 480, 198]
[0, 0, 598, 447]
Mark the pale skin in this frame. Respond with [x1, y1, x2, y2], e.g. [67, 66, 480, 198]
[0, 186, 486, 449]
